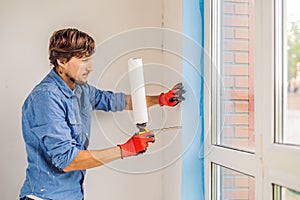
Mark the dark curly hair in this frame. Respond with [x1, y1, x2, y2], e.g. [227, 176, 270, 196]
[49, 28, 95, 68]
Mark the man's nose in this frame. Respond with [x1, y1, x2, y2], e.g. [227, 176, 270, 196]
[87, 62, 93, 72]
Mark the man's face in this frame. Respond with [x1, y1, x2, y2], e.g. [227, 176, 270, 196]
[64, 56, 93, 85]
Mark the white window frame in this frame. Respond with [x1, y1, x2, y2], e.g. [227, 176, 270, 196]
[204, 0, 300, 199]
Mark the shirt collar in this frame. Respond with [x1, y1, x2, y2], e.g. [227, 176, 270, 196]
[49, 69, 73, 98]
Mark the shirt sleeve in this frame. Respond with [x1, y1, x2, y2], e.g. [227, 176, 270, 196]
[27, 91, 79, 171]
[87, 85, 126, 112]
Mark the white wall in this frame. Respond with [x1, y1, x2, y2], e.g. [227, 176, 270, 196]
[0, 0, 182, 199]
[161, 0, 183, 200]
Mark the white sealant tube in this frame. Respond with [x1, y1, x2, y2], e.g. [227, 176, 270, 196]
[128, 58, 148, 125]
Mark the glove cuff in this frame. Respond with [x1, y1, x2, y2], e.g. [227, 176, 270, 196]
[117, 145, 124, 159]
[158, 92, 165, 106]
[118, 144, 133, 159]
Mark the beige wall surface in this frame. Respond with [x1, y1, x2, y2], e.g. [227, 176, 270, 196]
[0, 0, 182, 199]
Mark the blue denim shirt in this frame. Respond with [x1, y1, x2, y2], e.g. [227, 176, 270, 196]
[20, 69, 126, 200]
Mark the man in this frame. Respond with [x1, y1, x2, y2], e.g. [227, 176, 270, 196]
[19, 28, 185, 200]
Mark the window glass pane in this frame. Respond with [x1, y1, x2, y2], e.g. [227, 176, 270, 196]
[281, 0, 300, 145]
[212, 164, 255, 200]
[214, 0, 255, 152]
[273, 184, 300, 200]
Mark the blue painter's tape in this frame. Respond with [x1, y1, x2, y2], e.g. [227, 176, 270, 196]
[182, 0, 205, 199]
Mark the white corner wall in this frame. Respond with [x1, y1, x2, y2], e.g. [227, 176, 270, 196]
[0, 0, 183, 199]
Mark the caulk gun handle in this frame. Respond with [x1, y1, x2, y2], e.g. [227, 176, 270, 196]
[135, 127, 149, 135]
[135, 128, 155, 142]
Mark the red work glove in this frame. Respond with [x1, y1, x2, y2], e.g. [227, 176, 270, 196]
[118, 132, 155, 159]
[159, 82, 186, 107]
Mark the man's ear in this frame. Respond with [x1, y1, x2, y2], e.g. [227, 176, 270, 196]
[57, 59, 65, 67]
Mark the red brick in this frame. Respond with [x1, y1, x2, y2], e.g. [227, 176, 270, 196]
[224, 114, 249, 125]
[248, 177, 255, 200]
[224, 40, 249, 51]
[223, 177, 236, 187]
[224, 15, 249, 27]
[230, 139, 251, 148]
[248, 92, 254, 104]
[235, 28, 249, 39]
[223, 127, 235, 137]
[224, 28, 235, 39]
[224, 77, 234, 88]
[235, 176, 249, 187]
[224, 3, 235, 14]
[235, 52, 249, 64]
[224, 65, 249, 76]
[223, 52, 234, 63]
[224, 189, 249, 199]
[225, 90, 249, 100]
[224, 101, 235, 112]
[235, 4, 249, 15]
[235, 77, 249, 88]
[235, 127, 249, 137]
[235, 101, 249, 112]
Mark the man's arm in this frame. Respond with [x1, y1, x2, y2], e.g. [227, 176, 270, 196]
[124, 82, 186, 110]
[63, 131, 155, 172]
[63, 147, 121, 172]
[124, 95, 159, 110]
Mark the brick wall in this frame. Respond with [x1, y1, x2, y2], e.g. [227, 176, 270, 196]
[220, 0, 255, 199]
[222, 0, 254, 151]
[222, 167, 253, 199]
[220, 166, 255, 200]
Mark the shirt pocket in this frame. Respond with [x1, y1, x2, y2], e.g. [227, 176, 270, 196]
[66, 114, 83, 145]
